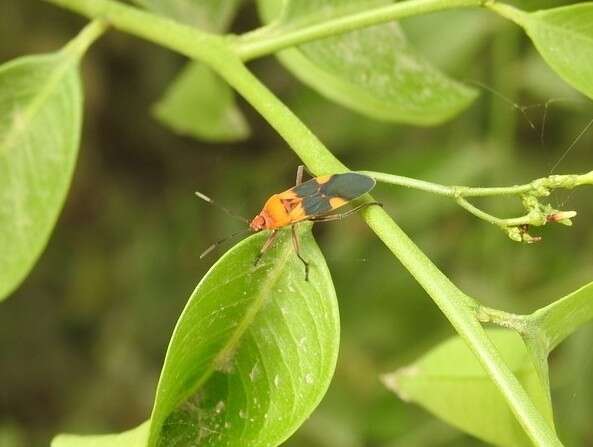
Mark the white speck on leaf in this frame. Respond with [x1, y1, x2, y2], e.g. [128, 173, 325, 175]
[249, 361, 260, 382]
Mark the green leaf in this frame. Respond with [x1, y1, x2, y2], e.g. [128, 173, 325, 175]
[132, 0, 250, 143]
[153, 62, 250, 142]
[517, 280, 593, 408]
[528, 280, 593, 353]
[0, 23, 101, 301]
[52, 224, 340, 447]
[492, 2, 593, 101]
[382, 329, 554, 447]
[52, 422, 149, 447]
[256, 0, 477, 126]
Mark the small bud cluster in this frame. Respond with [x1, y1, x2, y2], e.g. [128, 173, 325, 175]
[504, 193, 577, 243]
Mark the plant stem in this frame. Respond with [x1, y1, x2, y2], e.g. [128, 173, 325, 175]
[45, 0, 563, 445]
[44, 0, 232, 70]
[359, 170, 593, 198]
[235, 0, 485, 60]
[362, 170, 590, 229]
[455, 197, 532, 227]
[476, 306, 528, 332]
[358, 171, 455, 196]
[63, 19, 108, 58]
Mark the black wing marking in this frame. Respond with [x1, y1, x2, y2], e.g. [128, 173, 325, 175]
[291, 173, 375, 216]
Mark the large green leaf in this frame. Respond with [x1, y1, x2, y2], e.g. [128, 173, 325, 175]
[255, 0, 477, 126]
[53, 224, 340, 447]
[382, 329, 554, 447]
[492, 2, 593, 101]
[0, 47, 84, 300]
[132, 0, 250, 143]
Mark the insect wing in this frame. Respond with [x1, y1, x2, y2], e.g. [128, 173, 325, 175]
[289, 173, 375, 218]
[319, 173, 375, 200]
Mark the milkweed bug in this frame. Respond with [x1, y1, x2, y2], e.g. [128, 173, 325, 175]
[197, 166, 380, 280]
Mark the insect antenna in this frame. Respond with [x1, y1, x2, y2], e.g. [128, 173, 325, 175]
[195, 191, 249, 224]
[200, 228, 252, 259]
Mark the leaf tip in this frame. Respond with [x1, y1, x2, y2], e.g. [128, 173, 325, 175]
[380, 366, 418, 402]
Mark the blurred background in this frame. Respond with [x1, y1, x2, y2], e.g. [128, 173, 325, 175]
[1, 0, 593, 446]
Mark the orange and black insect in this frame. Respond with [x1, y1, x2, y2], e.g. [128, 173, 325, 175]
[197, 166, 379, 280]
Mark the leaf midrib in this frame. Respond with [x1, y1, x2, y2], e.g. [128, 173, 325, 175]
[0, 52, 77, 157]
[210, 243, 293, 378]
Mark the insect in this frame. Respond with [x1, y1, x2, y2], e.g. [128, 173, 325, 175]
[197, 166, 380, 280]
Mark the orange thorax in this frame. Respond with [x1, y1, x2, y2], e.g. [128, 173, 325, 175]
[249, 191, 306, 231]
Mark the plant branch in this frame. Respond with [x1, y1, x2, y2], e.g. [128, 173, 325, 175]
[44, 0, 232, 71]
[455, 196, 532, 227]
[63, 19, 108, 58]
[362, 169, 591, 241]
[235, 0, 485, 60]
[476, 306, 528, 333]
[359, 170, 593, 198]
[44, 0, 562, 445]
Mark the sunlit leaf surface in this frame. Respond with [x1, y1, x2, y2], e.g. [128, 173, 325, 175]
[256, 0, 477, 126]
[382, 329, 554, 447]
[530, 280, 593, 352]
[521, 3, 593, 101]
[0, 50, 82, 301]
[53, 224, 340, 447]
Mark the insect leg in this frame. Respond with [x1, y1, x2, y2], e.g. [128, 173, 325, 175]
[291, 225, 310, 281]
[308, 201, 383, 222]
[254, 230, 278, 267]
[295, 165, 315, 185]
[295, 165, 304, 186]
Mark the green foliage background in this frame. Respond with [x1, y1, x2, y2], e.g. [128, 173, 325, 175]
[1, 0, 593, 446]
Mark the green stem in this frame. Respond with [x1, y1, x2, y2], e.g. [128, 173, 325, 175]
[360, 170, 593, 198]
[358, 171, 455, 196]
[455, 197, 503, 226]
[45, 0, 562, 445]
[456, 197, 532, 227]
[45, 0, 232, 69]
[476, 306, 528, 333]
[362, 170, 590, 229]
[235, 0, 485, 60]
[63, 19, 108, 58]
